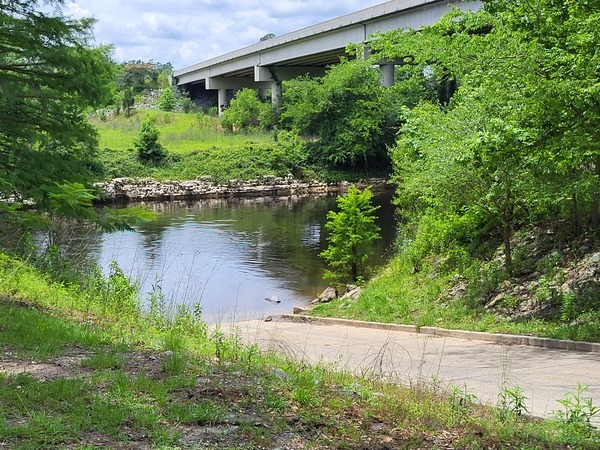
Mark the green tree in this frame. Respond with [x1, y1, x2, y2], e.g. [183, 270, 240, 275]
[158, 86, 177, 111]
[134, 116, 166, 163]
[320, 186, 381, 283]
[0, 0, 114, 215]
[115, 60, 172, 94]
[281, 60, 397, 169]
[372, 1, 600, 270]
[221, 88, 274, 132]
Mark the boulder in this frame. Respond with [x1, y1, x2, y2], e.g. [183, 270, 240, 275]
[317, 286, 338, 303]
[340, 285, 361, 301]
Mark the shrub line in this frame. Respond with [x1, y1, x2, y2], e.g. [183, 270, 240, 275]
[280, 314, 600, 354]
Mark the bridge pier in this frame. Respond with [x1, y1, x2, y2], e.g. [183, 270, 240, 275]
[218, 89, 228, 115]
[271, 82, 282, 112]
[379, 63, 395, 87]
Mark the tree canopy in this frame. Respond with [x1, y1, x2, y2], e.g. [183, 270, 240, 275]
[368, 0, 600, 270]
[0, 0, 114, 209]
[281, 60, 398, 170]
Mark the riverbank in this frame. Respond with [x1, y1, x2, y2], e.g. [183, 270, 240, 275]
[95, 175, 390, 203]
[1, 255, 598, 449]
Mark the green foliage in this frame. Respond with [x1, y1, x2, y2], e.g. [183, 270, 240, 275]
[554, 384, 600, 446]
[221, 88, 275, 132]
[320, 186, 381, 283]
[0, 0, 114, 215]
[158, 86, 177, 112]
[47, 182, 97, 222]
[270, 130, 309, 176]
[498, 385, 529, 418]
[115, 60, 172, 95]
[92, 112, 318, 182]
[374, 0, 600, 273]
[555, 384, 599, 428]
[281, 60, 397, 169]
[180, 96, 196, 114]
[402, 213, 475, 273]
[448, 384, 478, 420]
[134, 116, 167, 163]
[160, 330, 188, 375]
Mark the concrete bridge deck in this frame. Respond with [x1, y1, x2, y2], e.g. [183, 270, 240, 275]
[174, 0, 482, 108]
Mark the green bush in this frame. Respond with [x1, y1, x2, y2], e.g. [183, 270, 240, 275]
[320, 185, 381, 283]
[158, 87, 177, 112]
[404, 213, 474, 272]
[221, 88, 274, 132]
[134, 116, 167, 163]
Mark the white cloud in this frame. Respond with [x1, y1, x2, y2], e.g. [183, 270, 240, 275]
[60, 0, 387, 68]
[65, 2, 90, 17]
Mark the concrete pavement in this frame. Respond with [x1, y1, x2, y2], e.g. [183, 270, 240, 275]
[221, 317, 600, 423]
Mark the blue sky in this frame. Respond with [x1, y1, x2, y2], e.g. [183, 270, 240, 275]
[64, 1, 387, 69]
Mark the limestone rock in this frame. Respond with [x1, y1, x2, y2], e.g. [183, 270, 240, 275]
[318, 286, 338, 303]
[293, 306, 310, 314]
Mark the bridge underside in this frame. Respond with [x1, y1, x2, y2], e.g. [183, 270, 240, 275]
[173, 1, 482, 112]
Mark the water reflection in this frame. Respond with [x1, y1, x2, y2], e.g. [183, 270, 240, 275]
[80, 193, 397, 322]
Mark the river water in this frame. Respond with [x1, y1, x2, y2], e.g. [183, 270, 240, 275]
[68, 192, 397, 322]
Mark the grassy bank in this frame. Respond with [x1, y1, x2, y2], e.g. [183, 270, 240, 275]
[1, 254, 598, 448]
[92, 110, 306, 184]
[93, 111, 276, 154]
[91, 110, 381, 184]
[312, 227, 600, 343]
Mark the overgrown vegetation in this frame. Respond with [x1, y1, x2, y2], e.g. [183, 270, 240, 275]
[221, 88, 275, 132]
[313, 0, 599, 335]
[0, 254, 598, 449]
[0, 0, 113, 225]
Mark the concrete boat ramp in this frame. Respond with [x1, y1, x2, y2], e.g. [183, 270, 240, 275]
[220, 316, 600, 424]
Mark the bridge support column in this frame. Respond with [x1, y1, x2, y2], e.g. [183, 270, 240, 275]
[379, 63, 395, 87]
[218, 89, 228, 116]
[271, 81, 282, 112]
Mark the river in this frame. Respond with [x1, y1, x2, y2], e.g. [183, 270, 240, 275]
[65, 192, 397, 322]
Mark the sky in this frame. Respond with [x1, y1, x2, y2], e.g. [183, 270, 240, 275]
[63, 1, 388, 70]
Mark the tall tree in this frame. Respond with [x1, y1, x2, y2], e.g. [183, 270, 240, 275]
[0, 0, 114, 210]
[372, 0, 600, 269]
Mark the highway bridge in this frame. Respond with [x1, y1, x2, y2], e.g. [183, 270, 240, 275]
[173, 0, 482, 111]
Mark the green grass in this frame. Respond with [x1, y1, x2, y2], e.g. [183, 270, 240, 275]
[311, 251, 600, 342]
[0, 302, 109, 359]
[91, 110, 322, 183]
[0, 253, 598, 448]
[93, 110, 275, 154]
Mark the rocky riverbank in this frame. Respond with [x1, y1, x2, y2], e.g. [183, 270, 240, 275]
[95, 175, 390, 203]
